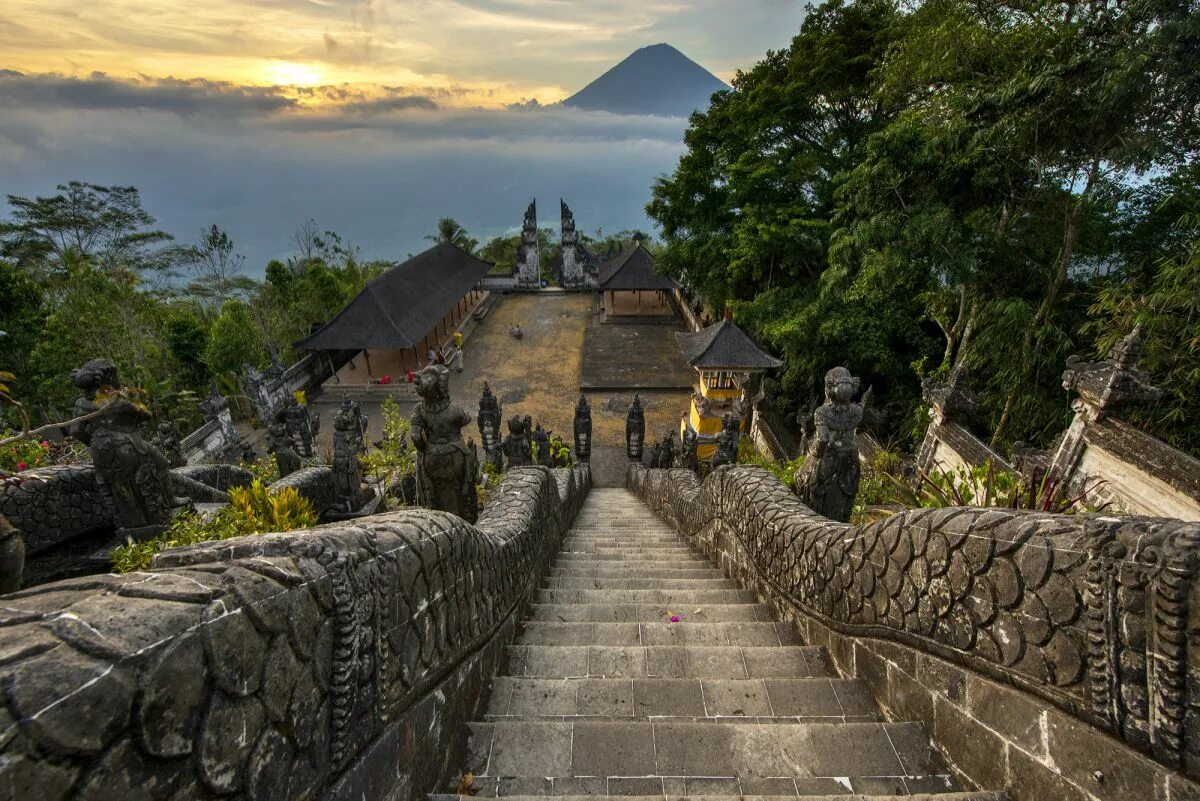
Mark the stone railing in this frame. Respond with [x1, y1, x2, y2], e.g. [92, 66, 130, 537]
[0, 465, 111, 556]
[0, 464, 589, 801]
[630, 464, 1200, 800]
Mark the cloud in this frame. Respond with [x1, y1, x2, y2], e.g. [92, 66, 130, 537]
[0, 78, 690, 271]
[0, 71, 298, 115]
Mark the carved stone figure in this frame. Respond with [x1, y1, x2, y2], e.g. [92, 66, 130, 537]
[626, 394, 645, 461]
[533, 424, 555, 468]
[69, 359, 180, 536]
[332, 397, 366, 509]
[410, 365, 478, 523]
[658, 433, 675, 468]
[285, 397, 315, 457]
[1062, 324, 1162, 419]
[794, 366, 863, 522]
[711, 413, 740, 469]
[681, 426, 700, 472]
[153, 421, 186, 468]
[0, 513, 24, 595]
[268, 419, 301, 477]
[477, 383, 504, 468]
[573, 395, 592, 461]
[502, 415, 533, 468]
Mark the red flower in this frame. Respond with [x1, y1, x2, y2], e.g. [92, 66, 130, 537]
[16, 462, 27, 471]
[40, 440, 49, 449]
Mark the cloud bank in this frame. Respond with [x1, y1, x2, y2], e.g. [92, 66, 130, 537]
[0, 70, 690, 270]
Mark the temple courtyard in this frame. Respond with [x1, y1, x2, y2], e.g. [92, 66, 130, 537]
[315, 292, 691, 487]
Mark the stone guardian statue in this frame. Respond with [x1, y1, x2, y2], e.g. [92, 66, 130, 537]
[794, 366, 863, 522]
[502, 415, 533, 468]
[70, 359, 182, 537]
[626, 394, 645, 461]
[573, 395, 592, 462]
[332, 397, 366, 510]
[410, 365, 478, 523]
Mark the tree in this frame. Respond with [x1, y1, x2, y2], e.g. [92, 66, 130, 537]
[426, 218, 478, 254]
[184, 225, 257, 311]
[205, 300, 266, 379]
[0, 261, 45, 396]
[0, 182, 180, 277]
[163, 311, 210, 388]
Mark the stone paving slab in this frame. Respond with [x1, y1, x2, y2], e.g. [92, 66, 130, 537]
[505, 645, 827, 679]
[528, 603, 778, 623]
[464, 720, 943, 780]
[485, 677, 881, 721]
[581, 324, 694, 390]
[516, 622, 799, 647]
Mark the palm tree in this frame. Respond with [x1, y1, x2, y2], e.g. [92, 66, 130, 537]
[426, 218, 478, 254]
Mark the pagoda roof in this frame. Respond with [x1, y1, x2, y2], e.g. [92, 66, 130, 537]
[598, 244, 679, 291]
[675, 317, 782, 370]
[295, 243, 494, 351]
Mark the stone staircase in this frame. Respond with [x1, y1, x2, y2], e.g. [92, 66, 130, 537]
[437, 488, 1006, 801]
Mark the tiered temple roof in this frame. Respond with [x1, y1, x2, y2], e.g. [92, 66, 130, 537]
[296, 243, 495, 351]
[675, 316, 782, 369]
[597, 244, 679, 291]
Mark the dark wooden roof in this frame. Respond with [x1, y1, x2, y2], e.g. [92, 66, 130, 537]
[296, 243, 494, 351]
[598, 245, 679, 291]
[675, 318, 782, 370]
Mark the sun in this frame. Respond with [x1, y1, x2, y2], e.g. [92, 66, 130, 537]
[265, 61, 324, 86]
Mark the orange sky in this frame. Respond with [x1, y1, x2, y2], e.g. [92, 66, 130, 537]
[1, 0, 802, 108]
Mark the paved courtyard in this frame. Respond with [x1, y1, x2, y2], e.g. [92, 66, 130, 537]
[312, 293, 691, 486]
[449, 293, 691, 487]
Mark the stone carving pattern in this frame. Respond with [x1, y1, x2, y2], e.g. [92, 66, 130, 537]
[629, 464, 1200, 778]
[0, 465, 589, 800]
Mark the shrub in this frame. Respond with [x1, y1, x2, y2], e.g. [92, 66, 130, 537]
[112, 479, 318, 572]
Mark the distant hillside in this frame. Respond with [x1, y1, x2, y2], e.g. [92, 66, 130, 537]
[563, 43, 729, 118]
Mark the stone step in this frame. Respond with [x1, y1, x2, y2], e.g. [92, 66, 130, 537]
[558, 544, 698, 553]
[516, 622, 801, 647]
[485, 677, 881, 721]
[554, 554, 714, 565]
[461, 720, 951, 786]
[558, 538, 690, 548]
[548, 567, 725, 579]
[529, 603, 777, 623]
[503, 645, 830, 679]
[537, 588, 757, 605]
[543, 577, 736, 590]
[436, 793, 1001, 801]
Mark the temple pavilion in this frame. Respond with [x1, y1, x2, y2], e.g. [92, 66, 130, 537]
[296, 243, 492, 385]
[597, 242, 680, 320]
[677, 311, 782, 459]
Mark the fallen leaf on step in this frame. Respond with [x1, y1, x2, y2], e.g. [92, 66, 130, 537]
[457, 773, 480, 796]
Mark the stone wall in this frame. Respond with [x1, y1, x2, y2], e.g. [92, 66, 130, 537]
[916, 420, 1014, 477]
[270, 466, 338, 514]
[0, 464, 590, 801]
[0, 466, 111, 555]
[630, 464, 1200, 800]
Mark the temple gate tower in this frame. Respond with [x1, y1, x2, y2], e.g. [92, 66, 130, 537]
[516, 199, 540, 288]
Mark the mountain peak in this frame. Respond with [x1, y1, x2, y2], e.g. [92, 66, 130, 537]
[563, 43, 728, 118]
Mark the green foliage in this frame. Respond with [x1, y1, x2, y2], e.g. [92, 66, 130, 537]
[426, 217, 478, 254]
[205, 300, 266, 379]
[0, 435, 50, 472]
[857, 461, 1108, 523]
[0, 182, 179, 277]
[737, 439, 806, 487]
[111, 480, 318, 573]
[360, 396, 416, 508]
[648, 0, 1200, 455]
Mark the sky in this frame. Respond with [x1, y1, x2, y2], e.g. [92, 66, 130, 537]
[0, 0, 806, 268]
